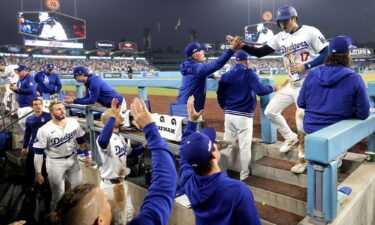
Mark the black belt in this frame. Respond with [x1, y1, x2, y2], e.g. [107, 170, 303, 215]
[49, 152, 74, 159]
[102, 177, 126, 184]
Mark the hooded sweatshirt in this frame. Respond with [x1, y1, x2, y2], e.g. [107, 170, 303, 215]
[297, 65, 370, 134]
[179, 121, 261, 225]
[74, 75, 123, 107]
[177, 49, 234, 111]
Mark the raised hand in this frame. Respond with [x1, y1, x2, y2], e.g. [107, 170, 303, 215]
[130, 97, 153, 129]
[110, 98, 121, 115]
[187, 96, 203, 122]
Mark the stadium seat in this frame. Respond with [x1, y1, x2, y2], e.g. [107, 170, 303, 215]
[169, 103, 188, 117]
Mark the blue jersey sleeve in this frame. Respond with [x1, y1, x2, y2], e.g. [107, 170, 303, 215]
[179, 121, 197, 189]
[128, 122, 177, 225]
[74, 82, 100, 105]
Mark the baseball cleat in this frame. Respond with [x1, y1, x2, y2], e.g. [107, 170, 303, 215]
[280, 135, 298, 153]
[290, 159, 307, 174]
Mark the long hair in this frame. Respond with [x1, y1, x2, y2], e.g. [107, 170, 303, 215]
[324, 52, 352, 68]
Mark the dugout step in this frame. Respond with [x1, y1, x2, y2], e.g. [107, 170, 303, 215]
[252, 156, 350, 188]
[4, 149, 26, 168]
[255, 201, 304, 225]
[228, 170, 307, 216]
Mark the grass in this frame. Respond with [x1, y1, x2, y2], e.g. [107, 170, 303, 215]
[62, 74, 375, 98]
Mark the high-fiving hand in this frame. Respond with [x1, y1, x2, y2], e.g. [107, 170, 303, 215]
[187, 96, 204, 122]
[131, 97, 153, 130]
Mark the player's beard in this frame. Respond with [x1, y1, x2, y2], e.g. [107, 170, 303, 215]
[53, 113, 66, 120]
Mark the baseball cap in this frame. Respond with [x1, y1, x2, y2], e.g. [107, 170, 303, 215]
[182, 127, 216, 167]
[235, 51, 250, 61]
[328, 36, 354, 54]
[46, 64, 54, 70]
[72, 66, 89, 77]
[276, 5, 298, 21]
[14, 64, 28, 72]
[184, 42, 207, 57]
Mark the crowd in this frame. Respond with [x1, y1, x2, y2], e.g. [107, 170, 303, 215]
[0, 57, 154, 74]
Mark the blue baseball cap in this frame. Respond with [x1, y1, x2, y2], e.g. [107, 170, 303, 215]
[235, 51, 250, 61]
[46, 64, 54, 70]
[184, 42, 207, 57]
[182, 127, 216, 167]
[72, 66, 89, 77]
[328, 36, 354, 54]
[14, 64, 28, 72]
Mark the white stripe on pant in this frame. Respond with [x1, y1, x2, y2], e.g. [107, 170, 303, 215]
[221, 114, 253, 181]
[46, 154, 82, 211]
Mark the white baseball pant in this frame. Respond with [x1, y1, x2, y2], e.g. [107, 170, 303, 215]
[264, 82, 304, 140]
[46, 154, 82, 211]
[221, 114, 253, 181]
[17, 106, 33, 130]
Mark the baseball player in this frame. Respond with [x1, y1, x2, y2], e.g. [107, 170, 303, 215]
[217, 51, 275, 180]
[0, 64, 18, 113]
[22, 99, 52, 184]
[33, 101, 90, 211]
[64, 66, 126, 109]
[96, 98, 147, 223]
[177, 38, 241, 112]
[34, 63, 62, 99]
[228, 5, 329, 173]
[10, 65, 37, 130]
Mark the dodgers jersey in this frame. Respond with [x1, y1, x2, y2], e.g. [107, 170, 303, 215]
[33, 118, 85, 158]
[267, 25, 328, 86]
[96, 133, 132, 179]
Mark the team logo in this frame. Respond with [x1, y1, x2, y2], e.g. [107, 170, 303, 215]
[46, 0, 61, 11]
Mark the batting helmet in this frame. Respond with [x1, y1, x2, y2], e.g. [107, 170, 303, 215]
[276, 5, 298, 21]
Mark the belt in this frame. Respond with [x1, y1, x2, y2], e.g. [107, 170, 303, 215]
[49, 152, 74, 159]
[102, 177, 126, 184]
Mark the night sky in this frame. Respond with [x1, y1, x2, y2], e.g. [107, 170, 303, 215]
[0, 0, 374, 51]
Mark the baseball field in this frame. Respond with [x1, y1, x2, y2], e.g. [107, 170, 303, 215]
[62, 74, 375, 98]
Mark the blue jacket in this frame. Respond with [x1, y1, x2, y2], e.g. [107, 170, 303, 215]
[74, 75, 123, 107]
[297, 65, 370, 134]
[179, 121, 261, 225]
[177, 49, 234, 111]
[23, 112, 52, 149]
[217, 64, 274, 117]
[128, 123, 177, 225]
[34, 70, 62, 95]
[15, 74, 37, 107]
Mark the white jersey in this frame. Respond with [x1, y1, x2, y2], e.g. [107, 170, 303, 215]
[33, 117, 85, 158]
[96, 133, 132, 179]
[267, 25, 328, 86]
[1, 65, 19, 94]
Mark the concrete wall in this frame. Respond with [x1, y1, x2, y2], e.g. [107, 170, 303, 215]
[300, 162, 375, 225]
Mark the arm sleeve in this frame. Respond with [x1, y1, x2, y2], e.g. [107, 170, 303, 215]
[74, 83, 100, 105]
[97, 117, 115, 149]
[179, 121, 197, 189]
[248, 70, 274, 96]
[128, 123, 177, 225]
[23, 119, 32, 148]
[241, 44, 275, 58]
[304, 46, 328, 70]
[34, 153, 44, 173]
[233, 185, 262, 225]
[353, 77, 370, 120]
[217, 79, 226, 109]
[195, 49, 234, 77]
[55, 74, 62, 94]
[18, 77, 36, 94]
[33, 128, 48, 149]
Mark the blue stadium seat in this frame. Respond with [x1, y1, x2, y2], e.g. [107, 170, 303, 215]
[169, 103, 188, 117]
